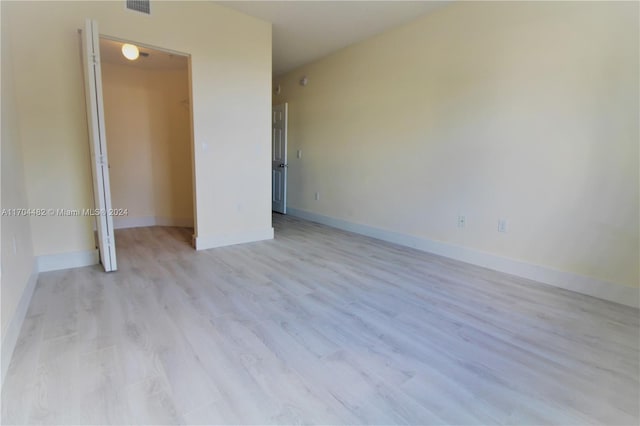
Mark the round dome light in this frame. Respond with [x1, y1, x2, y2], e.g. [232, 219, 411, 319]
[121, 43, 139, 60]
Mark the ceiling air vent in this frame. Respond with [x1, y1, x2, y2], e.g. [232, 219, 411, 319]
[126, 0, 150, 15]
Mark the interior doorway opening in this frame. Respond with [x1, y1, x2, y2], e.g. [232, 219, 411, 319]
[99, 37, 195, 236]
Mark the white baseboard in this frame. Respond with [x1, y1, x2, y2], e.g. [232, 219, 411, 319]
[195, 227, 274, 250]
[36, 249, 99, 272]
[287, 207, 639, 309]
[155, 217, 194, 228]
[1, 267, 38, 384]
[113, 216, 194, 229]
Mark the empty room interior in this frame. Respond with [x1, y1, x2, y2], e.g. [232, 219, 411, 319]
[1, 1, 638, 425]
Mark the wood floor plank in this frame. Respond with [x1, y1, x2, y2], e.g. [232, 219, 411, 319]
[2, 214, 638, 425]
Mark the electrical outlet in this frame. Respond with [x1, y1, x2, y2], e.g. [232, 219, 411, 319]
[457, 215, 466, 228]
[297, 149, 302, 159]
[498, 219, 508, 233]
[315, 192, 320, 201]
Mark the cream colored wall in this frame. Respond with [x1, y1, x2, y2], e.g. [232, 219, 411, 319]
[4, 0, 272, 258]
[102, 62, 193, 226]
[1, 1, 36, 355]
[274, 1, 639, 288]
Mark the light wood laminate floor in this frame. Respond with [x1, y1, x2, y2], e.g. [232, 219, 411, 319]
[2, 214, 639, 425]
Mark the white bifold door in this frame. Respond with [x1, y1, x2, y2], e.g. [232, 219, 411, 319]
[272, 103, 288, 214]
[82, 19, 117, 272]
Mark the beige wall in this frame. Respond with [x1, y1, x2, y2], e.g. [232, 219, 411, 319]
[102, 62, 193, 227]
[1, 1, 36, 364]
[4, 0, 272, 258]
[274, 1, 639, 288]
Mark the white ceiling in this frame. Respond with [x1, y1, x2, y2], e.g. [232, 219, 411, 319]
[99, 38, 188, 70]
[217, 1, 449, 75]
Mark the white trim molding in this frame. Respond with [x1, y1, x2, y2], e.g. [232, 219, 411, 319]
[1, 267, 38, 384]
[113, 216, 194, 229]
[195, 227, 274, 251]
[287, 208, 639, 309]
[36, 249, 99, 273]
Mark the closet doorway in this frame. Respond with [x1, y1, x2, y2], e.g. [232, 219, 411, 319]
[99, 37, 195, 255]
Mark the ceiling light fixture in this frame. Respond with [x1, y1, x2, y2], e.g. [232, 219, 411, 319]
[121, 43, 139, 60]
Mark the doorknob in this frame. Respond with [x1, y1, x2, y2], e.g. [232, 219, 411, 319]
[278, 164, 288, 168]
